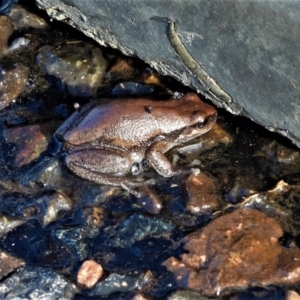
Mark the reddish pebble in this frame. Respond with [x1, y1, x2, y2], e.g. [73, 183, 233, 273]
[77, 260, 103, 289]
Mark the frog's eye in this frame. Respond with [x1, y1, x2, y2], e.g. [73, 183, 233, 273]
[197, 118, 208, 128]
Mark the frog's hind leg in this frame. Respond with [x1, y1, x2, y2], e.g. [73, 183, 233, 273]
[65, 149, 153, 196]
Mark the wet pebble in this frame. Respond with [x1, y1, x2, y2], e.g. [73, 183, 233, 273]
[54, 226, 90, 261]
[0, 64, 29, 110]
[37, 43, 108, 96]
[88, 270, 152, 297]
[4, 121, 59, 167]
[37, 191, 73, 226]
[20, 157, 64, 189]
[8, 4, 48, 29]
[184, 171, 222, 214]
[164, 208, 300, 297]
[77, 260, 104, 289]
[109, 213, 175, 248]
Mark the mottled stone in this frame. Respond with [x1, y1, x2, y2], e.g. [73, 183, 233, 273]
[164, 208, 300, 296]
[0, 64, 29, 110]
[77, 260, 103, 289]
[37, 43, 108, 96]
[184, 172, 221, 214]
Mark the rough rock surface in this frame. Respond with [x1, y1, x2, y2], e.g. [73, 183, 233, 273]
[164, 208, 300, 296]
[36, 0, 300, 147]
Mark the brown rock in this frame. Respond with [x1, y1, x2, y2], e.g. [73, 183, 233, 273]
[164, 208, 300, 296]
[184, 172, 221, 214]
[0, 251, 25, 280]
[107, 56, 141, 81]
[77, 260, 104, 289]
[5, 121, 58, 167]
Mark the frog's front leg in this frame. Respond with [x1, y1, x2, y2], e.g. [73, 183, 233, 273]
[146, 141, 193, 177]
[65, 148, 153, 195]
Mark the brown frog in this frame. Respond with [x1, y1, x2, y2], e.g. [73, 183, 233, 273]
[56, 93, 217, 195]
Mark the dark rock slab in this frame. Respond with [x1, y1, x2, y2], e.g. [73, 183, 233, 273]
[36, 0, 300, 147]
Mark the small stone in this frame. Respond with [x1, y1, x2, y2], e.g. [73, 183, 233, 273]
[286, 290, 300, 300]
[8, 5, 48, 29]
[4, 121, 58, 167]
[107, 56, 141, 81]
[0, 64, 29, 110]
[0, 251, 24, 280]
[37, 43, 108, 96]
[164, 208, 300, 297]
[184, 172, 221, 214]
[40, 192, 73, 226]
[77, 260, 104, 289]
[87, 207, 106, 227]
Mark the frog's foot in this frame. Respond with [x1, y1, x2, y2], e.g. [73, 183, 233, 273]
[147, 141, 200, 177]
[121, 178, 156, 197]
